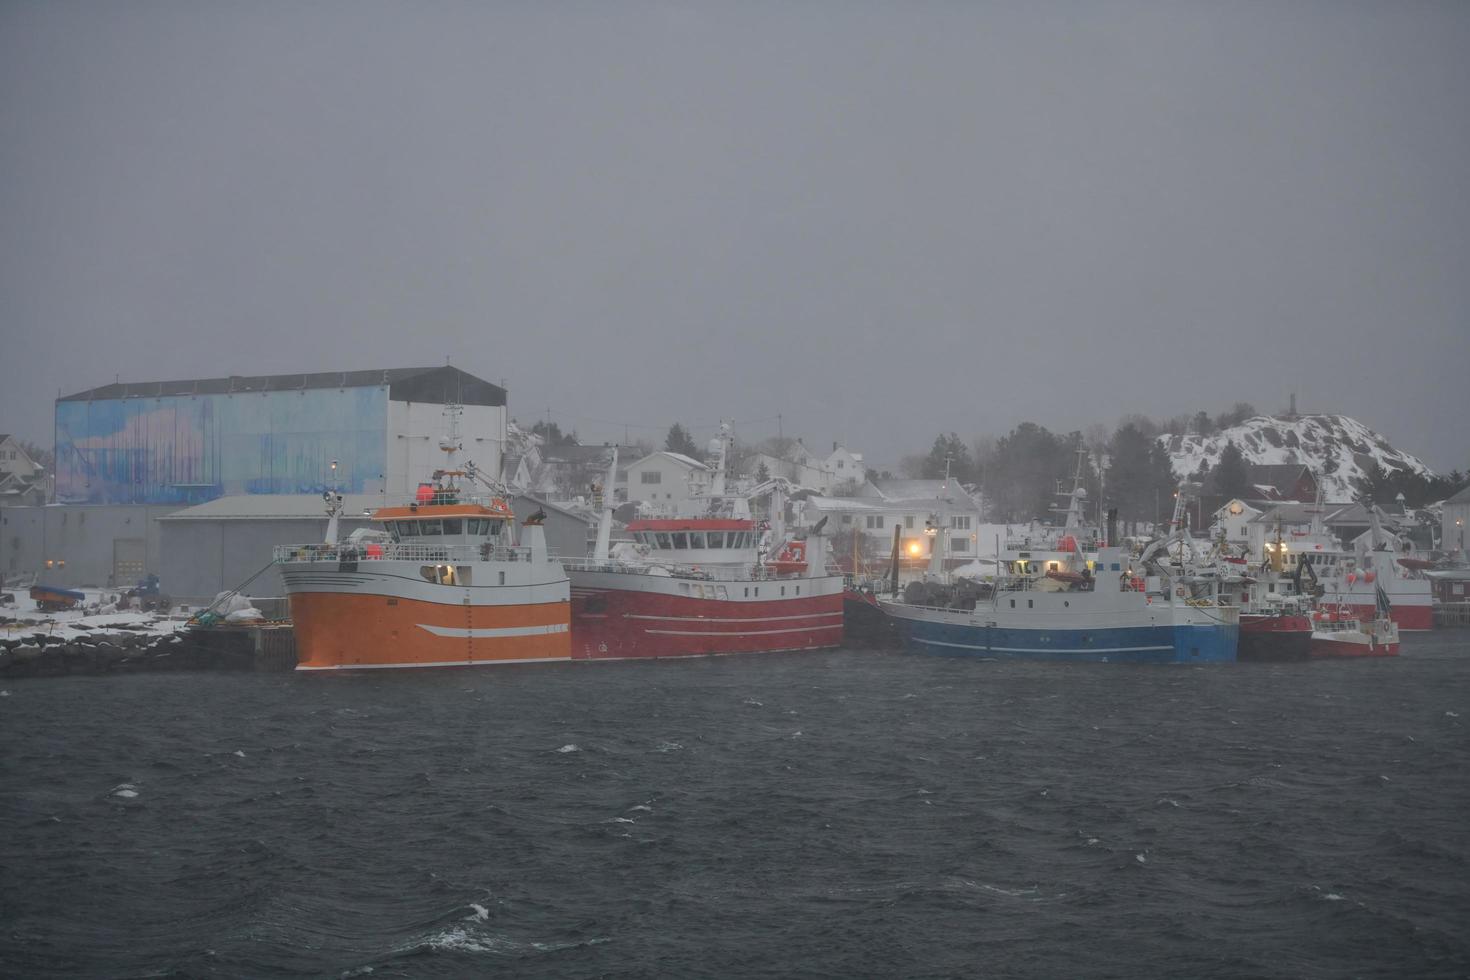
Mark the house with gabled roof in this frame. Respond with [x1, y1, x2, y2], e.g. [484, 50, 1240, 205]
[625, 451, 712, 509]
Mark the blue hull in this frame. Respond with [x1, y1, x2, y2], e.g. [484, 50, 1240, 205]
[894, 617, 1238, 664]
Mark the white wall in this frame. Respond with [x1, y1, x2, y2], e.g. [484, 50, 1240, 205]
[626, 454, 710, 507]
[0, 436, 41, 480]
[386, 401, 506, 498]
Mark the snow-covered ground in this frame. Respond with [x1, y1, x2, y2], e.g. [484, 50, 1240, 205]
[1160, 414, 1433, 501]
[1, 589, 191, 642]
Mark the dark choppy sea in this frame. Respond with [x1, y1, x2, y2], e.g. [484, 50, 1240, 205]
[3, 635, 1469, 980]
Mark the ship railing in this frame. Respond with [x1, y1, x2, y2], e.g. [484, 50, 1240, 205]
[561, 557, 806, 582]
[342, 491, 512, 512]
[274, 542, 533, 564]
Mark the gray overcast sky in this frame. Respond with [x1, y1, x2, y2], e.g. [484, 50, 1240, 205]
[2, 1, 1467, 472]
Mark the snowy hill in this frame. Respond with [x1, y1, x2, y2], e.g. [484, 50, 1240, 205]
[1160, 414, 1433, 502]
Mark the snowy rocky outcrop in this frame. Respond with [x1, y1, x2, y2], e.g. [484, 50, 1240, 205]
[1159, 414, 1433, 501]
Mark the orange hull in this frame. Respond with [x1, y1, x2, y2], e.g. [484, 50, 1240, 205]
[290, 592, 570, 670]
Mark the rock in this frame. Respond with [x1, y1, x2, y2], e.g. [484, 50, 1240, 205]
[13, 643, 41, 661]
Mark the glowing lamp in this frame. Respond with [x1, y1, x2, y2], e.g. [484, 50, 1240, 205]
[1345, 572, 1357, 585]
[906, 541, 922, 557]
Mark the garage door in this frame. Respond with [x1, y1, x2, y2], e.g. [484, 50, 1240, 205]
[113, 538, 146, 585]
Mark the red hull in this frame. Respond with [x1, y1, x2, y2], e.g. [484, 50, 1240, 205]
[1323, 600, 1431, 632]
[569, 580, 844, 660]
[1309, 636, 1400, 658]
[1238, 614, 1314, 662]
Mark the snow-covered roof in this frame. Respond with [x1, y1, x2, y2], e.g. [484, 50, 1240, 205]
[871, 479, 979, 509]
[805, 496, 889, 514]
[158, 494, 387, 521]
[633, 451, 709, 471]
[1445, 483, 1470, 506]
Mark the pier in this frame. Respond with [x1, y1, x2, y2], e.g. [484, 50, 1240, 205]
[0, 622, 297, 678]
[1434, 603, 1470, 628]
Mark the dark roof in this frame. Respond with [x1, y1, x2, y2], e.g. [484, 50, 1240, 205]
[59, 366, 506, 408]
[1247, 463, 1314, 489]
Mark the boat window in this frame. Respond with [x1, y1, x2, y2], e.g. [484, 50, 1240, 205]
[421, 520, 443, 536]
[656, 533, 672, 549]
[456, 566, 472, 585]
[707, 533, 724, 549]
[439, 564, 456, 585]
[442, 518, 462, 535]
[688, 532, 706, 549]
[672, 533, 688, 550]
[487, 520, 503, 536]
[420, 565, 437, 582]
[400, 521, 420, 537]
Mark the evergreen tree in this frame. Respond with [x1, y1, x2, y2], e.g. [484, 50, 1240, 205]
[980, 423, 1072, 522]
[1209, 440, 1250, 499]
[664, 423, 699, 458]
[1106, 423, 1178, 526]
[921, 433, 975, 483]
[530, 421, 578, 446]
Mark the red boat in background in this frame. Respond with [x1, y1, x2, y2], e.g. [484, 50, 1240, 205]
[564, 425, 845, 661]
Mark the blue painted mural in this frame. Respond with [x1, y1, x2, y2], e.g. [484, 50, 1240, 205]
[55, 388, 388, 504]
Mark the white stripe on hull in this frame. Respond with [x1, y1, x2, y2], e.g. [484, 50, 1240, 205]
[916, 637, 1173, 655]
[416, 623, 571, 639]
[297, 656, 570, 671]
[645, 624, 844, 637]
[624, 611, 844, 624]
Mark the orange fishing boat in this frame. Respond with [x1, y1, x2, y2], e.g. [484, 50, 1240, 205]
[277, 408, 569, 670]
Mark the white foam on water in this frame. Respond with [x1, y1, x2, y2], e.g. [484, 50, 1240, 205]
[466, 903, 490, 921]
[743, 698, 763, 707]
[605, 817, 635, 824]
[1446, 711, 1459, 718]
[403, 927, 609, 956]
[1086, 838, 1100, 845]
[1135, 853, 1147, 864]
[111, 783, 139, 799]
[791, 730, 802, 738]
[1322, 893, 1345, 901]
[555, 744, 579, 754]
[1156, 798, 1180, 808]
[629, 804, 653, 812]
[233, 750, 246, 758]
[971, 881, 1040, 898]
[1, 690, 10, 697]
[655, 741, 682, 753]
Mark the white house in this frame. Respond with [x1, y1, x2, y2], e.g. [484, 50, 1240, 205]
[0, 435, 41, 481]
[625, 451, 712, 508]
[1440, 483, 1470, 559]
[1211, 498, 1264, 546]
[746, 440, 867, 494]
[0, 435, 45, 506]
[804, 478, 983, 569]
[825, 444, 864, 484]
[746, 451, 832, 492]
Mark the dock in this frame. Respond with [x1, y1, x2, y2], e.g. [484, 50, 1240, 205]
[1434, 603, 1470, 628]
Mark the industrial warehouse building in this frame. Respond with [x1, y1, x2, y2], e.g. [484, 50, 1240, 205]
[0, 366, 514, 593]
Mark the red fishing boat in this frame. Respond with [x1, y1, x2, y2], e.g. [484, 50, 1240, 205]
[563, 424, 845, 660]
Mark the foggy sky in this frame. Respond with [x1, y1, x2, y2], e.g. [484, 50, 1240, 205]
[2, 1, 1467, 473]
